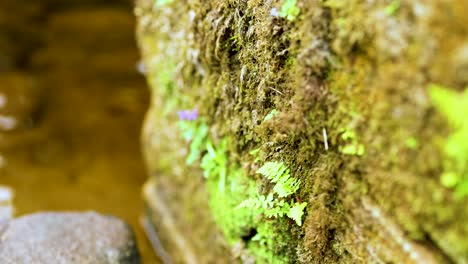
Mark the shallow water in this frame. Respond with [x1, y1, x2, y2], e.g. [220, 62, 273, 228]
[0, 3, 159, 263]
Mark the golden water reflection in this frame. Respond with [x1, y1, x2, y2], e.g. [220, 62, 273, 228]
[0, 3, 158, 263]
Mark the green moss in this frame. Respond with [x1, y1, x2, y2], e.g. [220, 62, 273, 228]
[429, 84, 468, 198]
[207, 161, 257, 244]
[248, 221, 290, 264]
[178, 120, 295, 262]
[139, 0, 468, 262]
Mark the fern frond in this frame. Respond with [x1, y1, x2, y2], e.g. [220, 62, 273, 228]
[287, 202, 307, 226]
[273, 177, 300, 198]
[235, 193, 275, 211]
[264, 200, 288, 218]
[238, 161, 307, 226]
[257, 162, 301, 198]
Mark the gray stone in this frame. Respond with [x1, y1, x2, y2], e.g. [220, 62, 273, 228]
[0, 212, 140, 264]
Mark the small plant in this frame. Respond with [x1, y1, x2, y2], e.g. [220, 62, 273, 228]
[178, 117, 295, 262]
[384, 0, 400, 15]
[257, 162, 300, 198]
[201, 139, 228, 192]
[404, 137, 419, 149]
[155, 0, 172, 7]
[280, 0, 300, 21]
[249, 148, 261, 162]
[339, 130, 365, 156]
[176, 110, 209, 165]
[429, 84, 468, 198]
[237, 162, 307, 226]
[263, 109, 279, 122]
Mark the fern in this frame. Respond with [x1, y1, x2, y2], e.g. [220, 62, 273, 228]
[236, 194, 307, 226]
[287, 202, 307, 226]
[237, 162, 307, 226]
[257, 162, 300, 198]
[236, 193, 275, 211]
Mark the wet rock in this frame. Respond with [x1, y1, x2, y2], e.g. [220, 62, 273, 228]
[0, 212, 140, 264]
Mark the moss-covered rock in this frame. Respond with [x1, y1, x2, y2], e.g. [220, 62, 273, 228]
[137, 0, 468, 263]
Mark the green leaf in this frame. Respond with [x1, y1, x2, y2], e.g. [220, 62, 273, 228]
[257, 162, 301, 198]
[340, 144, 365, 156]
[280, 0, 300, 21]
[405, 137, 419, 149]
[384, 0, 400, 15]
[440, 172, 460, 188]
[287, 202, 307, 226]
[428, 84, 467, 128]
[263, 109, 279, 122]
[249, 148, 260, 156]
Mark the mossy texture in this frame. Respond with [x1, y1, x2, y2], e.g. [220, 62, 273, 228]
[137, 0, 468, 263]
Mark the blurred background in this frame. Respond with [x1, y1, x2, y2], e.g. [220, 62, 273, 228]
[0, 0, 158, 262]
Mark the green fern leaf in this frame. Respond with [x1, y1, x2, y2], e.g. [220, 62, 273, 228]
[287, 202, 307, 226]
[257, 162, 301, 198]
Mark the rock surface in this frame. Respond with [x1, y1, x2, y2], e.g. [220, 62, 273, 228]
[0, 212, 140, 264]
[136, 0, 467, 263]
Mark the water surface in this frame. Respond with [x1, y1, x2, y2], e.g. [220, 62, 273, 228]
[0, 3, 158, 263]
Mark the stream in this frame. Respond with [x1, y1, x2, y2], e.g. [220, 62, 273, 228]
[0, 1, 159, 263]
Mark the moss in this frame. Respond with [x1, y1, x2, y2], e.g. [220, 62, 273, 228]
[138, 0, 468, 262]
[428, 84, 468, 198]
[177, 118, 297, 262]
